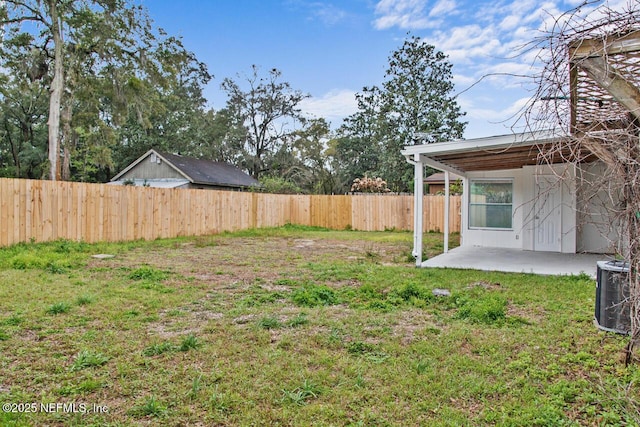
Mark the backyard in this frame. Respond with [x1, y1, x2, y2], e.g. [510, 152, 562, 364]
[0, 225, 638, 426]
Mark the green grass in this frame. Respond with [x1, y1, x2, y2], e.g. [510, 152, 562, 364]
[0, 228, 638, 426]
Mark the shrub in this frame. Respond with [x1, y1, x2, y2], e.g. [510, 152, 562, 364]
[259, 176, 304, 194]
[351, 175, 391, 193]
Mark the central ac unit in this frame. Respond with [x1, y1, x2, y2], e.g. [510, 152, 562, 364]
[595, 260, 630, 335]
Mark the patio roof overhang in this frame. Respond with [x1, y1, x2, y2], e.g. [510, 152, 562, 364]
[402, 130, 597, 267]
[401, 130, 595, 176]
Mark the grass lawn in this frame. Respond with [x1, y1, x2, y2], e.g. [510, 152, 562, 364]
[0, 225, 638, 426]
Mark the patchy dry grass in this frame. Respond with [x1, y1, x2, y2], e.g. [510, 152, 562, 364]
[0, 226, 638, 426]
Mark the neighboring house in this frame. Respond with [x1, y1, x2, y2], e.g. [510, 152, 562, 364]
[424, 172, 462, 195]
[402, 130, 615, 265]
[110, 149, 260, 191]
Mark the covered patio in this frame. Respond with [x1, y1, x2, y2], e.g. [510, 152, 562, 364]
[422, 246, 608, 278]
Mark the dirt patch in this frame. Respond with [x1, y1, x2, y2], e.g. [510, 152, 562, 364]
[467, 280, 502, 291]
[89, 236, 410, 288]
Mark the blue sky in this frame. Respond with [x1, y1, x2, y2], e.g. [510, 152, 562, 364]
[142, 0, 630, 139]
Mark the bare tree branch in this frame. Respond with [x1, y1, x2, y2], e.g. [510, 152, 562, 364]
[522, 1, 640, 363]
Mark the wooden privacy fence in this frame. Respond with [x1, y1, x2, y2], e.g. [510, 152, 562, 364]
[0, 178, 461, 246]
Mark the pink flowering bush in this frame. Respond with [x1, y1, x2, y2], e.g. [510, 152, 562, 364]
[350, 176, 391, 193]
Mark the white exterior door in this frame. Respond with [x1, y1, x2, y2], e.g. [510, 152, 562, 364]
[534, 177, 562, 252]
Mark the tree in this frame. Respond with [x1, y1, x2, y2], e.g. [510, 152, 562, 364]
[523, 2, 640, 362]
[0, 0, 212, 182]
[221, 66, 309, 179]
[333, 88, 385, 193]
[1, 0, 123, 180]
[335, 36, 466, 192]
[0, 43, 50, 178]
[380, 35, 466, 191]
[111, 35, 213, 176]
[273, 118, 337, 194]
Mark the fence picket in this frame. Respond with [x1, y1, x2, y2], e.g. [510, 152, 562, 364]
[0, 178, 461, 246]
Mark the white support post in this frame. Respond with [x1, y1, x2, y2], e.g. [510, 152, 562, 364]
[413, 154, 424, 266]
[444, 170, 450, 253]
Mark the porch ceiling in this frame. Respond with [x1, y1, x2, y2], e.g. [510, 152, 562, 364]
[428, 143, 544, 172]
[415, 140, 595, 173]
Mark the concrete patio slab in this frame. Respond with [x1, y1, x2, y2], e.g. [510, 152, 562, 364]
[421, 246, 611, 277]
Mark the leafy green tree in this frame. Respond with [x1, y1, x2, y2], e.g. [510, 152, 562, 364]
[0, 0, 126, 179]
[380, 35, 466, 191]
[0, 38, 50, 178]
[292, 118, 337, 194]
[0, 0, 212, 182]
[221, 66, 309, 179]
[333, 87, 386, 193]
[111, 36, 212, 176]
[336, 35, 466, 192]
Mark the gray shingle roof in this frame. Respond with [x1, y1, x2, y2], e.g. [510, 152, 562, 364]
[156, 151, 260, 189]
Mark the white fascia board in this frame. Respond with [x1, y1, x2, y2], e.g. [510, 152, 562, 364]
[402, 130, 561, 158]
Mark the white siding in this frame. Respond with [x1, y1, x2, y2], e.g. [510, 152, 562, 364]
[461, 165, 579, 253]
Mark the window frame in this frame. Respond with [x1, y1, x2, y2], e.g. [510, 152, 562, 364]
[468, 179, 514, 230]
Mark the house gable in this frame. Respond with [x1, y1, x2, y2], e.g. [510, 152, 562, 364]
[114, 151, 186, 181]
[111, 149, 260, 190]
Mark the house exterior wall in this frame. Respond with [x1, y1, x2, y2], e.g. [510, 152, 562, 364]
[576, 161, 617, 253]
[427, 183, 445, 195]
[461, 165, 579, 253]
[461, 168, 525, 249]
[119, 154, 184, 181]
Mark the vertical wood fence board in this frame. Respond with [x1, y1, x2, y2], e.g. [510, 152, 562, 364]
[55, 182, 64, 240]
[87, 184, 96, 242]
[76, 182, 85, 242]
[0, 178, 460, 246]
[0, 181, 6, 246]
[6, 180, 16, 245]
[17, 180, 27, 243]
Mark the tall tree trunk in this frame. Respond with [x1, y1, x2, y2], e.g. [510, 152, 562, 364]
[47, 0, 64, 181]
[61, 100, 73, 180]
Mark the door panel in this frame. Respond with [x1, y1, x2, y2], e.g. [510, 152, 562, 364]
[534, 178, 562, 252]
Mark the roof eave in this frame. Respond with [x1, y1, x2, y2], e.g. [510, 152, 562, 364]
[403, 130, 562, 157]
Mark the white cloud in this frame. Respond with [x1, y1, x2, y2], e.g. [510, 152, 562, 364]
[459, 96, 533, 138]
[429, 0, 457, 17]
[370, 0, 640, 138]
[285, 1, 350, 26]
[300, 89, 358, 125]
[309, 2, 349, 26]
[373, 0, 433, 30]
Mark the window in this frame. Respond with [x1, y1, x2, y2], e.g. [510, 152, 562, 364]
[469, 180, 513, 229]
